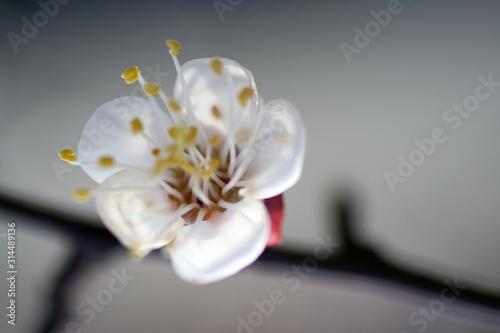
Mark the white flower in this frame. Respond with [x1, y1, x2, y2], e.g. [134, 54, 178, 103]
[59, 40, 306, 284]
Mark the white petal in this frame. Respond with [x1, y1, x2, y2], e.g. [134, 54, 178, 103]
[240, 99, 306, 199]
[77, 96, 171, 183]
[173, 58, 258, 137]
[167, 199, 270, 284]
[95, 170, 184, 257]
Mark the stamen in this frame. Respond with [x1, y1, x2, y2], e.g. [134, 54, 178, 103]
[128, 249, 146, 262]
[211, 174, 227, 189]
[79, 159, 151, 176]
[94, 186, 173, 195]
[128, 248, 151, 264]
[209, 133, 219, 148]
[59, 149, 77, 163]
[220, 73, 237, 172]
[98, 156, 115, 167]
[158, 91, 180, 125]
[153, 158, 179, 175]
[168, 99, 182, 112]
[238, 87, 254, 107]
[185, 126, 198, 146]
[59, 148, 75, 156]
[211, 106, 222, 119]
[202, 179, 210, 203]
[164, 126, 205, 170]
[210, 58, 223, 76]
[129, 115, 162, 149]
[130, 118, 144, 134]
[121, 66, 140, 84]
[218, 199, 244, 210]
[144, 82, 161, 96]
[206, 181, 222, 201]
[208, 158, 220, 168]
[190, 177, 213, 207]
[166, 39, 181, 56]
[187, 147, 206, 165]
[178, 203, 200, 216]
[159, 179, 184, 201]
[152, 148, 161, 156]
[73, 188, 91, 202]
[168, 126, 185, 141]
[222, 151, 254, 195]
[160, 173, 181, 184]
[228, 147, 237, 177]
[166, 41, 209, 147]
[135, 75, 171, 134]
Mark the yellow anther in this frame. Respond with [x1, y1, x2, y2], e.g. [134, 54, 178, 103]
[154, 159, 169, 171]
[98, 156, 115, 168]
[197, 169, 215, 180]
[168, 99, 182, 112]
[121, 66, 138, 79]
[238, 87, 255, 107]
[179, 161, 196, 175]
[121, 66, 140, 84]
[209, 135, 220, 147]
[62, 155, 77, 163]
[165, 144, 179, 154]
[144, 82, 161, 96]
[128, 249, 144, 262]
[130, 118, 143, 134]
[208, 158, 220, 168]
[168, 126, 185, 142]
[73, 188, 90, 202]
[185, 126, 198, 146]
[152, 148, 160, 156]
[154, 158, 179, 174]
[59, 149, 77, 163]
[59, 149, 75, 156]
[210, 58, 223, 76]
[211, 106, 222, 119]
[125, 72, 140, 84]
[166, 39, 181, 56]
[165, 145, 185, 163]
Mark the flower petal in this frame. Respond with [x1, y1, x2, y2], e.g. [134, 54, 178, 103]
[173, 58, 258, 137]
[264, 194, 285, 247]
[167, 199, 270, 284]
[95, 170, 184, 258]
[77, 96, 171, 183]
[241, 99, 306, 199]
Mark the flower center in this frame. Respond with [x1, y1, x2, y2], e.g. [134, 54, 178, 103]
[150, 124, 244, 222]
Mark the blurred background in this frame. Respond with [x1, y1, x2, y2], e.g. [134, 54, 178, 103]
[1, 0, 499, 332]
